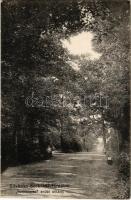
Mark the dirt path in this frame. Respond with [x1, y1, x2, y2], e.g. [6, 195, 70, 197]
[1, 138, 119, 199]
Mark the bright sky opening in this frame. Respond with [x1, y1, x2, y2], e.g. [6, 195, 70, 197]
[62, 31, 101, 60]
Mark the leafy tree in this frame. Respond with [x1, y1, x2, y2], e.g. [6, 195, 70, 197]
[1, 0, 129, 175]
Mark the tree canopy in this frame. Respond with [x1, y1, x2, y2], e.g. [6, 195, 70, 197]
[2, 0, 129, 169]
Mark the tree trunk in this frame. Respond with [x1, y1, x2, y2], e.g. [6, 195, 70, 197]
[101, 109, 106, 153]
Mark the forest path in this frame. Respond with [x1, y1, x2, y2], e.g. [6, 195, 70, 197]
[1, 138, 118, 199]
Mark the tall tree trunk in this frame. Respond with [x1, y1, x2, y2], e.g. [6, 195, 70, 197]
[101, 109, 106, 153]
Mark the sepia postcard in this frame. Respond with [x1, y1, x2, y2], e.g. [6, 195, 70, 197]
[1, 0, 130, 199]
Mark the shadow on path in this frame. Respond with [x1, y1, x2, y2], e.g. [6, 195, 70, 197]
[1, 137, 118, 199]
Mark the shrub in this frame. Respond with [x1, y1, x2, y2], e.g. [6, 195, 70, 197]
[61, 133, 82, 152]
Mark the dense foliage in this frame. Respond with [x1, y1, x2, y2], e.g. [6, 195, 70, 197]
[2, 1, 129, 191]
